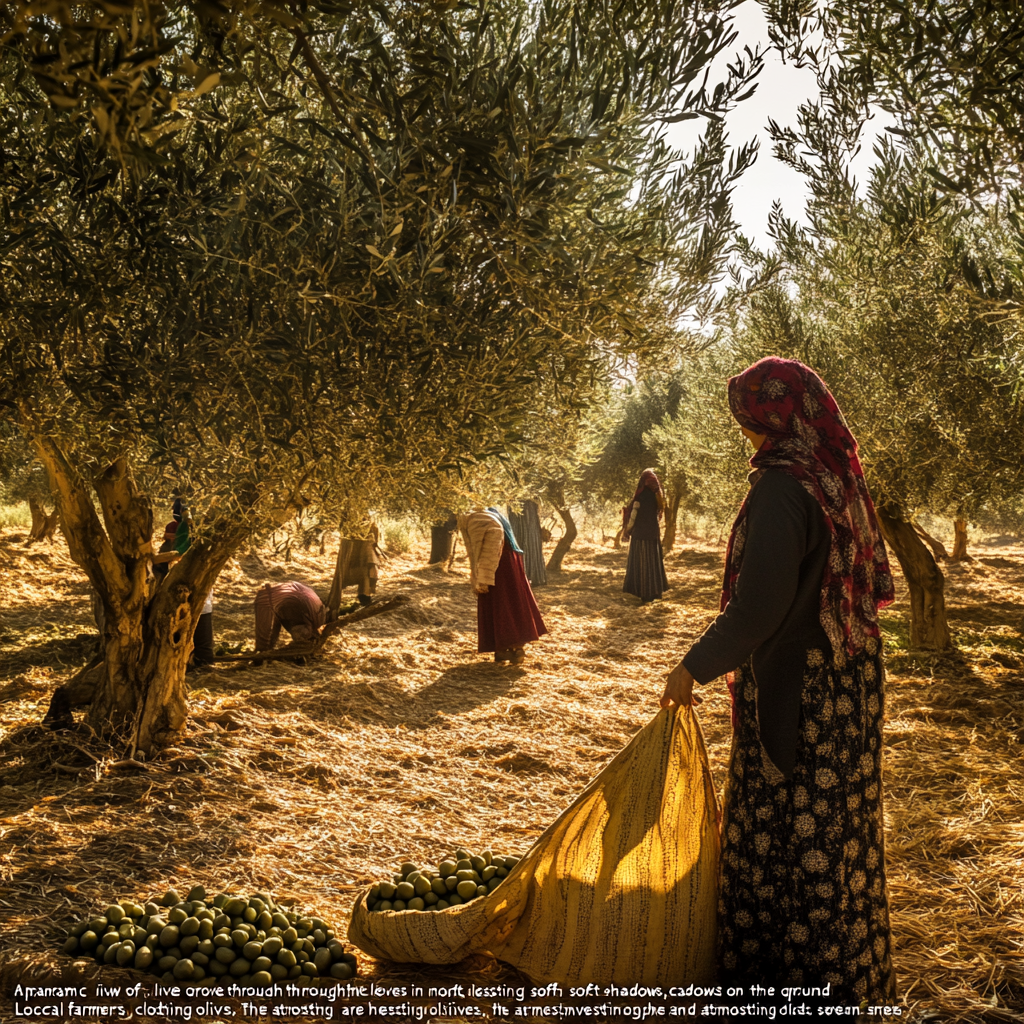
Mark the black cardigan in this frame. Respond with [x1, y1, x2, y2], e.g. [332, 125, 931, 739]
[682, 469, 831, 777]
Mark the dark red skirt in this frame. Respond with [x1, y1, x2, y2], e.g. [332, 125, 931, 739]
[477, 546, 548, 652]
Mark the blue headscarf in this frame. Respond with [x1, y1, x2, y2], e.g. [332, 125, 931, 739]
[486, 507, 523, 554]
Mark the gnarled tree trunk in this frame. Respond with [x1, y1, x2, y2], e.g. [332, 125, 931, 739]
[949, 518, 973, 562]
[876, 506, 952, 651]
[545, 484, 577, 574]
[912, 520, 948, 561]
[28, 428, 256, 755]
[26, 498, 59, 544]
[661, 490, 683, 553]
[428, 513, 458, 565]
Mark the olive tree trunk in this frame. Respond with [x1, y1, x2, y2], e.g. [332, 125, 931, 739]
[876, 506, 952, 651]
[428, 513, 458, 565]
[545, 484, 577, 574]
[912, 520, 948, 561]
[26, 497, 59, 544]
[661, 490, 683, 553]
[29, 431, 257, 755]
[949, 518, 973, 562]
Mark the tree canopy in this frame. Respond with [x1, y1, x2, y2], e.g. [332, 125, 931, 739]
[0, 0, 764, 750]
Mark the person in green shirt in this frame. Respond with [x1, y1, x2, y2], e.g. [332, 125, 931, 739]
[165, 497, 215, 672]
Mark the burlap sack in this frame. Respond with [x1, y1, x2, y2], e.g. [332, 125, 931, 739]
[348, 706, 719, 986]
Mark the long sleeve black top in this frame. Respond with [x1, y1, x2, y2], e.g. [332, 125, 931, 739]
[682, 469, 831, 777]
[626, 488, 662, 543]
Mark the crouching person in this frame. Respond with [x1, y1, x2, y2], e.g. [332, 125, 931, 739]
[254, 581, 334, 652]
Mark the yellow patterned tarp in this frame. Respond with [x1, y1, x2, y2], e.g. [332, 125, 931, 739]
[348, 706, 720, 986]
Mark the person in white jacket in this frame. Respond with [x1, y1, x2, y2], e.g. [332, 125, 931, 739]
[458, 507, 547, 664]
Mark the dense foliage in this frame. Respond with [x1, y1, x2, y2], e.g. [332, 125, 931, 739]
[0, 0, 763, 747]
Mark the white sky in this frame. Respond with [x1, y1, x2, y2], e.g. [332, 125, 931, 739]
[666, 0, 881, 250]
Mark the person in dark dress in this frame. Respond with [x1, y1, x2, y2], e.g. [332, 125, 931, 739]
[622, 468, 669, 604]
[660, 357, 897, 1002]
[507, 499, 547, 588]
[164, 498, 216, 670]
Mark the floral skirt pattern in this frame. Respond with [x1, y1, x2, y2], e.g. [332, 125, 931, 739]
[719, 639, 896, 1001]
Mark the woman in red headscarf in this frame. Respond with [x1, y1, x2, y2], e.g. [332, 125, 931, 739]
[622, 468, 670, 604]
[660, 358, 896, 1001]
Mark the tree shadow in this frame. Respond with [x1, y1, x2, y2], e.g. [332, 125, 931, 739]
[976, 556, 1018, 570]
[575, 548, 627, 568]
[947, 601, 1024, 629]
[313, 662, 522, 731]
[0, 632, 98, 673]
[0, 723, 129, 821]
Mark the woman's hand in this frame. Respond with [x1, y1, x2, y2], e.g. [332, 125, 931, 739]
[660, 660, 702, 708]
[474, 583, 490, 595]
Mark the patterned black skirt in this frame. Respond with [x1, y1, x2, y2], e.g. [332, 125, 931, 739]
[623, 538, 669, 602]
[719, 640, 896, 1001]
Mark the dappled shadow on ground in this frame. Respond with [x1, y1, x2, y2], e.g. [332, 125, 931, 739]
[880, 594, 1024, 1016]
[946, 601, 1024, 630]
[0, 632, 97, 672]
[0, 531, 1021, 1020]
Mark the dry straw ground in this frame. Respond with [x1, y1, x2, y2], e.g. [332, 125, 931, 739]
[0, 524, 1021, 1022]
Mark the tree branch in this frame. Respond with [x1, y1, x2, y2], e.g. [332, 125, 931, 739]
[21, 411, 127, 605]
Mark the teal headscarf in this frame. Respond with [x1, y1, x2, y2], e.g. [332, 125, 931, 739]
[486, 507, 523, 554]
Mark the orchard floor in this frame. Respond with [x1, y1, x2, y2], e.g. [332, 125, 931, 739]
[0, 528, 1022, 1023]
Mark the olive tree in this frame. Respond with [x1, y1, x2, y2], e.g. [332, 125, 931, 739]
[1, 0, 763, 752]
[730, 141, 1024, 649]
[581, 366, 693, 550]
[642, 347, 750, 541]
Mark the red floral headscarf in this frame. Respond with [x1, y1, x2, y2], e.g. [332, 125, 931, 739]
[723, 357, 894, 664]
[622, 468, 665, 530]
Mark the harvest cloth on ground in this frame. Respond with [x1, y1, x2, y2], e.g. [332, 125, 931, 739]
[623, 488, 669, 603]
[506, 500, 547, 588]
[682, 357, 895, 999]
[348, 707, 720, 987]
[254, 581, 327, 651]
[459, 510, 547, 653]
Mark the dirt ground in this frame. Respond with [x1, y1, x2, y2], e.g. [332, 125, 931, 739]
[0, 525, 1021, 1023]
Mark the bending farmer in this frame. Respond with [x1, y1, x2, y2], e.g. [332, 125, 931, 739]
[458, 507, 547, 665]
[255, 581, 333, 651]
